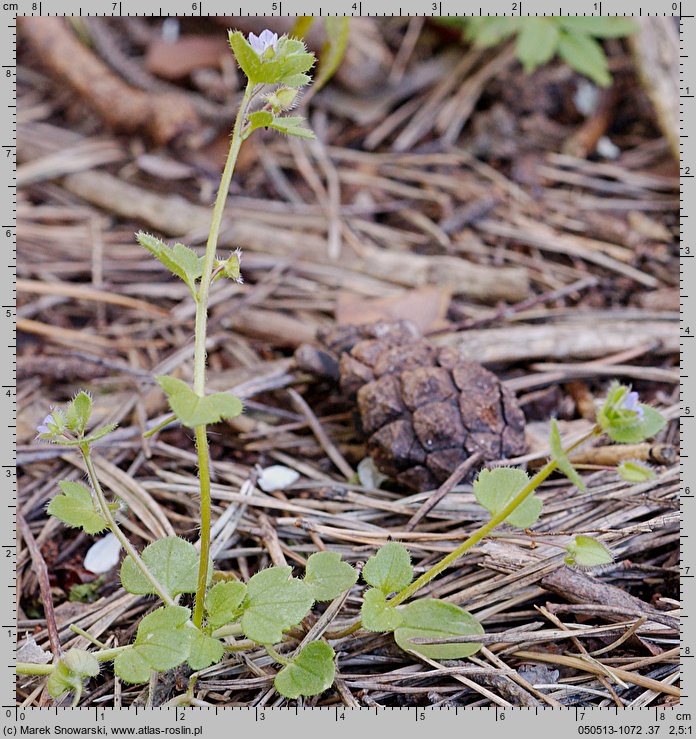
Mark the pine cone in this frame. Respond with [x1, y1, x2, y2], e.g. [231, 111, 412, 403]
[298, 320, 526, 491]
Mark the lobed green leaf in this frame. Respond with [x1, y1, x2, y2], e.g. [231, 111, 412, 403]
[247, 110, 274, 129]
[281, 73, 311, 88]
[464, 17, 519, 47]
[240, 566, 313, 644]
[157, 375, 243, 429]
[274, 640, 336, 699]
[362, 542, 413, 595]
[48, 481, 108, 535]
[267, 115, 315, 140]
[114, 606, 192, 684]
[228, 30, 265, 83]
[558, 16, 636, 38]
[304, 551, 357, 602]
[204, 581, 247, 629]
[136, 232, 203, 298]
[360, 588, 404, 633]
[120, 536, 209, 598]
[473, 468, 541, 529]
[557, 31, 611, 86]
[65, 392, 92, 437]
[516, 17, 559, 73]
[187, 628, 225, 671]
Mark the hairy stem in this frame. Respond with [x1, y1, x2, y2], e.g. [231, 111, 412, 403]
[69, 624, 107, 649]
[211, 623, 244, 639]
[142, 413, 176, 439]
[81, 446, 174, 606]
[265, 644, 290, 666]
[16, 663, 55, 676]
[192, 425, 212, 628]
[94, 646, 129, 661]
[390, 427, 600, 607]
[191, 81, 255, 628]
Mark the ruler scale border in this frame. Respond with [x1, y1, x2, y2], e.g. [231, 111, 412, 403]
[7, 2, 690, 733]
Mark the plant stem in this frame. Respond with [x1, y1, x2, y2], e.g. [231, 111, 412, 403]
[81, 446, 174, 606]
[192, 425, 211, 628]
[16, 663, 55, 676]
[223, 641, 257, 653]
[265, 644, 290, 666]
[142, 413, 176, 439]
[211, 623, 244, 639]
[191, 81, 255, 629]
[325, 618, 362, 640]
[94, 646, 129, 661]
[69, 624, 107, 649]
[390, 427, 599, 607]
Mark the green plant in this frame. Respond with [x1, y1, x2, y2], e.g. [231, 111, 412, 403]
[442, 16, 636, 86]
[291, 16, 350, 95]
[23, 29, 667, 706]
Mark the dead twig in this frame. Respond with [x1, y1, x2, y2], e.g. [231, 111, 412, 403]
[17, 512, 61, 661]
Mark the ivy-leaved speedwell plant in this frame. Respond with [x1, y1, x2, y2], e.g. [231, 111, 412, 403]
[23, 28, 668, 705]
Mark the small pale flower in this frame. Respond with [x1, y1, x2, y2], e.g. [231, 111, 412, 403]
[36, 412, 55, 436]
[248, 29, 278, 56]
[621, 390, 644, 420]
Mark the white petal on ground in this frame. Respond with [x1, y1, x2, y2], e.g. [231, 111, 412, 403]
[573, 79, 599, 116]
[357, 457, 388, 489]
[16, 635, 52, 664]
[258, 465, 300, 492]
[596, 136, 621, 160]
[83, 532, 122, 574]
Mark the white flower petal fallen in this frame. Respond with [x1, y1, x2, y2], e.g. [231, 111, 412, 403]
[84, 532, 122, 574]
[258, 465, 300, 492]
[16, 635, 52, 664]
[596, 136, 621, 160]
[357, 457, 388, 489]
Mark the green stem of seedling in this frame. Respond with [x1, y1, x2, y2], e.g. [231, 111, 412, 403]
[81, 445, 174, 607]
[265, 644, 290, 666]
[211, 623, 244, 639]
[69, 624, 108, 649]
[192, 425, 212, 629]
[93, 646, 129, 661]
[142, 414, 177, 439]
[16, 663, 55, 676]
[223, 641, 257, 653]
[191, 81, 256, 629]
[389, 427, 600, 607]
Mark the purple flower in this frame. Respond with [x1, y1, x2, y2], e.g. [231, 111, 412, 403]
[36, 413, 55, 436]
[621, 391, 644, 420]
[248, 29, 278, 56]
